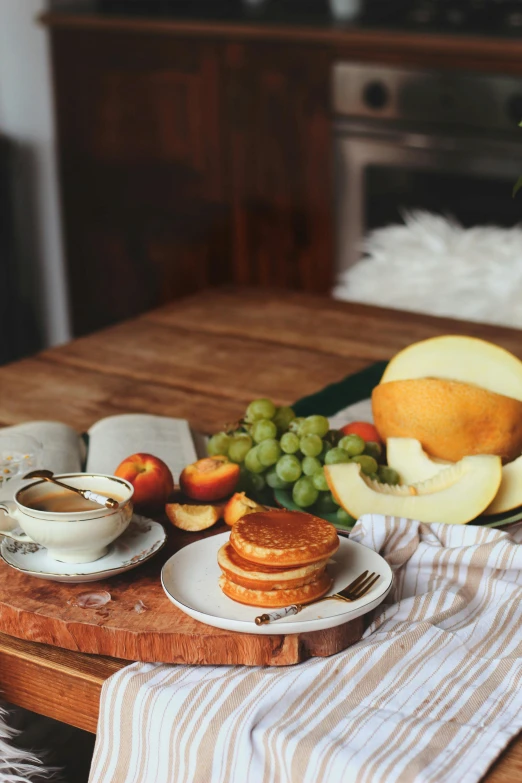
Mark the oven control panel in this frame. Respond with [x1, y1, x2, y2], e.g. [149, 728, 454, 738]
[333, 63, 522, 133]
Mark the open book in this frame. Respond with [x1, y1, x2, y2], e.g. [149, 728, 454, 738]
[0, 414, 200, 497]
[0, 400, 374, 502]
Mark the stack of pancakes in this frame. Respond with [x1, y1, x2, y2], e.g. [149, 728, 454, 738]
[218, 509, 339, 608]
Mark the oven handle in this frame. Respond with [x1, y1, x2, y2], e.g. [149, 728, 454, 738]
[334, 124, 522, 157]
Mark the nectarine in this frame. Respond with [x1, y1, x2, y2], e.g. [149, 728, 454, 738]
[180, 456, 240, 502]
[114, 453, 174, 509]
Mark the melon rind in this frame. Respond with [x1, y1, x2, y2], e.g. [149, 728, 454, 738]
[325, 455, 502, 525]
[372, 378, 522, 462]
[386, 438, 450, 485]
[381, 335, 522, 402]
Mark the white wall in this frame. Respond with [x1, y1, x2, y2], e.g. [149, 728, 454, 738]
[0, 0, 71, 347]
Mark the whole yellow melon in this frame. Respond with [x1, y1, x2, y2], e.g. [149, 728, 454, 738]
[382, 335, 522, 401]
[372, 378, 522, 463]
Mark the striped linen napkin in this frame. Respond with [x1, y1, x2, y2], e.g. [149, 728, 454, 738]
[89, 514, 522, 783]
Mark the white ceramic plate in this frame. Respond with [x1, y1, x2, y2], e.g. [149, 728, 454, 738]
[161, 532, 393, 635]
[0, 515, 166, 583]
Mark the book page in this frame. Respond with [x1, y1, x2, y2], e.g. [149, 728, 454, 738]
[0, 421, 84, 500]
[86, 414, 197, 481]
[0, 421, 85, 474]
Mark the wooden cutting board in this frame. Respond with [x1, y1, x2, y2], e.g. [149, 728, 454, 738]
[0, 520, 363, 666]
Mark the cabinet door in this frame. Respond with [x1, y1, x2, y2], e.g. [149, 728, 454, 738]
[225, 42, 334, 294]
[52, 30, 230, 335]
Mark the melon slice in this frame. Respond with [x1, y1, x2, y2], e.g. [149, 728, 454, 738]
[386, 438, 451, 484]
[381, 335, 522, 402]
[484, 455, 522, 516]
[325, 455, 502, 525]
[387, 437, 522, 517]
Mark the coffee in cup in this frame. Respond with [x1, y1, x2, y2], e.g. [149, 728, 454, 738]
[0, 474, 134, 563]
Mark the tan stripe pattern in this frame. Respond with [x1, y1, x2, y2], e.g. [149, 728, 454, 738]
[89, 514, 522, 783]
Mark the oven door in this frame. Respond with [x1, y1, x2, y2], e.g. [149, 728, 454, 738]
[335, 126, 522, 274]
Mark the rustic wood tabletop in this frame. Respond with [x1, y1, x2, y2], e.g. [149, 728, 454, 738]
[0, 288, 521, 780]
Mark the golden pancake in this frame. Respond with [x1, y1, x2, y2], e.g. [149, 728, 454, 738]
[217, 543, 328, 590]
[219, 571, 333, 608]
[230, 510, 339, 567]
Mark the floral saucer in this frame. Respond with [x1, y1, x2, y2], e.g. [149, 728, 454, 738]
[0, 515, 166, 583]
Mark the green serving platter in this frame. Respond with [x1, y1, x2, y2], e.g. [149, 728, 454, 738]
[283, 361, 522, 531]
[273, 487, 358, 534]
[274, 488, 522, 532]
[474, 508, 522, 528]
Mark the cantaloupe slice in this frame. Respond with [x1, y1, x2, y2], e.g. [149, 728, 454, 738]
[381, 335, 522, 402]
[387, 437, 522, 517]
[325, 455, 502, 525]
[484, 455, 522, 516]
[372, 378, 522, 462]
[386, 438, 450, 484]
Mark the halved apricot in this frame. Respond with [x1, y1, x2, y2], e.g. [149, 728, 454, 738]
[223, 492, 266, 527]
[166, 503, 223, 531]
[179, 456, 240, 502]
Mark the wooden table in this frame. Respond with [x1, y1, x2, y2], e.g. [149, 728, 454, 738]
[1, 288, 522, 781]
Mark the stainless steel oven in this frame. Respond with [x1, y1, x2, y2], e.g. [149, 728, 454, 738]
[333, 63, 522, 274]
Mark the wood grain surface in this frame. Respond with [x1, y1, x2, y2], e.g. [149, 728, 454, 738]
[0, 289, 521, 780]
[0, 519, 363, 667]
[0, 632, 124, 732]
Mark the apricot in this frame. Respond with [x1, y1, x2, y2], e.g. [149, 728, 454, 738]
[223, 492, 266, 527]
[179, 456, 240, 502]
[166, 503, 223, 532]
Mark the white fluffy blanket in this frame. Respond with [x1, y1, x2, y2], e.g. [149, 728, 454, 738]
[334, 211, 522, 327]
[0, 703, 53, 783]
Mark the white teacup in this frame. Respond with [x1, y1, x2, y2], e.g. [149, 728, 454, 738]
[0, 474, 134, 564]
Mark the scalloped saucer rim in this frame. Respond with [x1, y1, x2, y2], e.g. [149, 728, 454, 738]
[0, 514, 166, 583]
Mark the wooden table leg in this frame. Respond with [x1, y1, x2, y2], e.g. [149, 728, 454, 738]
[0, 633, 126, 733]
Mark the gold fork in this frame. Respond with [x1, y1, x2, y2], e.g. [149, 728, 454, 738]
[255, 570, 380, 626]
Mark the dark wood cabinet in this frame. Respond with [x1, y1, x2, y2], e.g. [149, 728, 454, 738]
[224, 42, 333, 292]
[49, 25, 334, 336]
[52, 31, 232, 335]
[45, 9, 522, 336]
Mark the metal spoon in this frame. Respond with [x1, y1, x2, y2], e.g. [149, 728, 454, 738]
[23, 470, 119, 510]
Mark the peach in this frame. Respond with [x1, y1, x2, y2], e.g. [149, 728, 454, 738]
[166, 503, 223, 532]
[179, 456, 240, 502]
[223, 492, 266, 527]
[114, 453, 174, 509]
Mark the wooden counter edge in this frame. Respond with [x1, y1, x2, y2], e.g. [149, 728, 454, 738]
[0, 632, 126, 733]
[38, 10, 522, 60]
[0, 617, 363, 733]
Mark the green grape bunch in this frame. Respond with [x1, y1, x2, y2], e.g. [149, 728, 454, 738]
[206, 398, 400, 526]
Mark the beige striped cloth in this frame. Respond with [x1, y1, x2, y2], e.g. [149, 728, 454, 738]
[89, 514, 522, 783]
